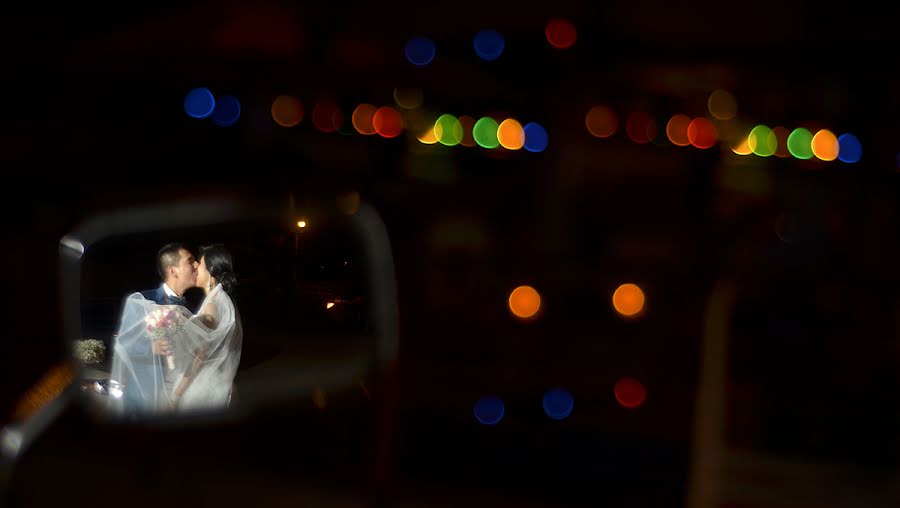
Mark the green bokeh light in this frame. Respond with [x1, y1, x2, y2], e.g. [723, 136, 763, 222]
[787, 128, 814, 159]
[434, 114, 463, 146]
[473, 117, 500, 149]
[748, 125, 776, 157]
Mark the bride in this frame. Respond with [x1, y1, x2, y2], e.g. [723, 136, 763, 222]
[109, 243, 243, 417]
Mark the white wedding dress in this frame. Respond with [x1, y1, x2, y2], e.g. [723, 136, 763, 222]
[109, 284, 243, 417]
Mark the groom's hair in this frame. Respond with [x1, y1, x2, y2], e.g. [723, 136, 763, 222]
[157, 242, 186, 281]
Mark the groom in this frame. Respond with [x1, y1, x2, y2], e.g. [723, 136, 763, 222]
[141, 242, 199, 310]
[118, 242, 198, 415]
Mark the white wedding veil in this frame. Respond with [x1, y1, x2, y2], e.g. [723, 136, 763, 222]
[108, 285, 242, 418]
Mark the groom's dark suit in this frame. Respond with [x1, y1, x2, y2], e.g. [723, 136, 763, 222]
[119, 286, 192, 415]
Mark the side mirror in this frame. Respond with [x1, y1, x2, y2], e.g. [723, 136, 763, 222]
[1, 193, 399, 491]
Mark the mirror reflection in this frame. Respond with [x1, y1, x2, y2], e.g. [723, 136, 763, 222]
[72, 206, 374, 420]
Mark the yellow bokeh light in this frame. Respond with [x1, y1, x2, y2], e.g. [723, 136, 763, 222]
[811, 129, 838, 161]
[508, 285, 541, 319]
[612, 283, 645, 317]
[708, 89, 737, 120]
[417, 126, 439, 144]
[394, 87, 424, 109]
[497, 118, 524, 150]
[297, 220, 307, 229]
[730, 136, 753, 155]
[326, 302, 335, 309]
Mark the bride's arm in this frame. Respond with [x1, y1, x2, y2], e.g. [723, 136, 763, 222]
[195, 302, 219, 329]
[171, 347, 208, 405]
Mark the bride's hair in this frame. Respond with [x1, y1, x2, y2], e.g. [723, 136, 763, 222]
[199, 243, 238, 294]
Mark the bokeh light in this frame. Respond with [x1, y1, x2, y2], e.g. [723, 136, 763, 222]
[666, 114, 691, 146]
[393, 87, 424, 109]
[772, 126, 791, 158]
[497, 118, 525, 150]
[748, 125, 776, 157]
[184, 87, 215, 119]
[811, 129, 838, 161]
[836, 133, 862, 163]
[508, 285, 541, 319]
[614, 377, 646, 409]
[271, 95, 303, 127]
[775, 212, 802, 245]
[434, 113, 463, 146]
[787, 128, 814, 159]
[523, 122, 548, 152]
[312, 100, 342, 133]
[586, 106, 618, 138]
[474, 396, 505, 425]
[542, 388, 574, 420]
[211, 95, 241, 127]
[351, 103, 377, 135]
[625, 112, 657, 144]
[730, 135, 753, 156]
[707, 89, 737, 120]
[473, 29, 505, 61]
[612, 283, 645, 317]
[545, 18, 576, 49]
[687, 117, 717, 149]
[458, 115, 476, 147]
[373, 106, 404, 138]
[473, 117, 500, 148]
[404, 36, 436, 66]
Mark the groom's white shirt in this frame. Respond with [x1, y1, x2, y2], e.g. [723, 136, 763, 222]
[162, 283, 179, 298]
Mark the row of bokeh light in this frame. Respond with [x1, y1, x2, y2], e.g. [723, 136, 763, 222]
[473, 377, 646, 425]
[404, 18, 578, 66]
[476, 283, 649, 424]
[586, 89, 862, 163]
[272, 93, 550, 151]
[185, 87, 550, 153]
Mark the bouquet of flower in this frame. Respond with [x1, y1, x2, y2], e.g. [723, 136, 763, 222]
[72, 339, 106, 366]
[145, 305, 188, 370]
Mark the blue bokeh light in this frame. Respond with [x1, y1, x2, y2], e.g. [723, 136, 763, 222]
[184, 87, 215, 119]
[404, 36, 436, 67]
[473, 396, 505, 425]
[211, 95, 241, 127]
[473, 29, 505, 61]
[836, 133, 862, 163]
[542, 388, 573, 420]
[523, 122, 548, 152]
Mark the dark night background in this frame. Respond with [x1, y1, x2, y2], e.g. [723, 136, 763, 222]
[2, 1, 900, 507]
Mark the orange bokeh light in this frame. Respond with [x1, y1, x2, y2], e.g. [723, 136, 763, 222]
[271, 95, 303, 127]
[351, 103, 377, 135]
[612, 283, 645, 317]
[666, 114, 691, 146]
[508, 285, 541, 319]
[585, 106, 618, 138]
[812, 129, 838, 161]
[497, 118, 524, 150]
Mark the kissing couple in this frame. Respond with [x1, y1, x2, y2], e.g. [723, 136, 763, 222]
[109, 242, 243, 417]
